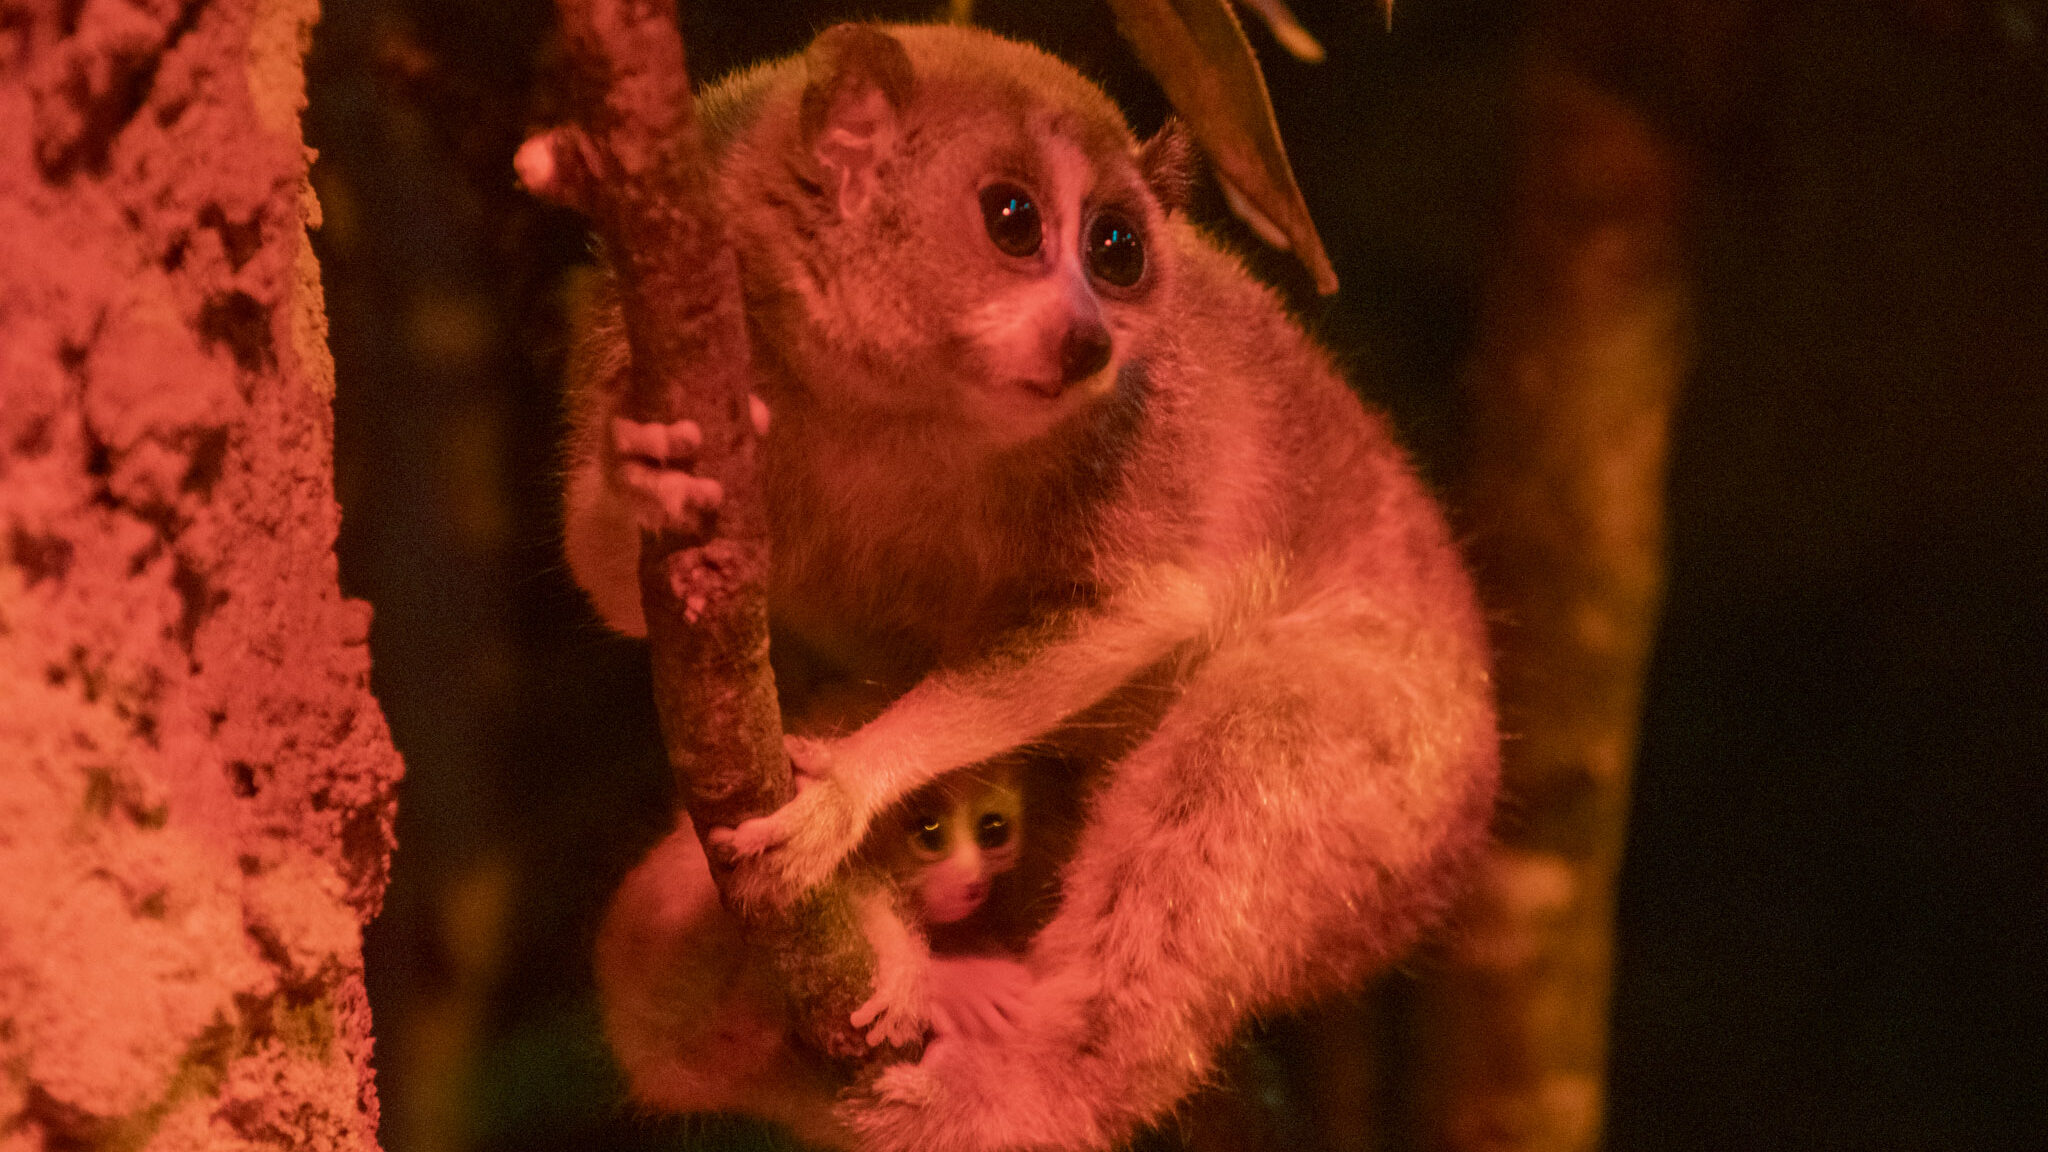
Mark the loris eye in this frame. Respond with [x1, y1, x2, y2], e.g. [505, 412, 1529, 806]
[976, 812, 1012, 850]
[912, 817, 950, 859]
[1086, 212, 1145, 287]
[980, 184, 1042, 258]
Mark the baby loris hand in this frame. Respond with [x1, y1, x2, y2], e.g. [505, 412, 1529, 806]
[849, 954, 1033, 1051]
[709, 735, 867, 901]
[925, 955, 1033, 1042]
[851, 965, 927, 1051]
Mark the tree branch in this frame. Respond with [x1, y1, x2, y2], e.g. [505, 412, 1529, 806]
[541, 0, 888, 1067]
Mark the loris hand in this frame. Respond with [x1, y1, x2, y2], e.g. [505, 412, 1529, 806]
[607, 397, 770, 535]
[926, 955, 1032, 1041]
[850, 963, 927, 1051]
[608, 416, 720, 534]
[709, 735, 868, 900]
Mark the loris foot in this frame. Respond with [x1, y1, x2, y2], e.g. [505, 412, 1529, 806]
[869, 1058, 939, 1109]
[855, 1033, 1082, 1152]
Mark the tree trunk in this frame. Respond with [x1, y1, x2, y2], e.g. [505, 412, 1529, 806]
[1410, 41, 1694, 1152]
[0, 2, 402, 1150]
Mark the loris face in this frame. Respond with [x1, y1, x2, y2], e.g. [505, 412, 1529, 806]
[938, 128, 1166, 444]
[775, 26, 1185, 448]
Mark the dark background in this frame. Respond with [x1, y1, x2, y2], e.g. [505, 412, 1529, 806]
[306, 0, 2048, 1149]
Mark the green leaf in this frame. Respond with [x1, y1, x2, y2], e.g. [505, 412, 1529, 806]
[1106, 0, 1339, 293]
[1238, 0, 1326, 63]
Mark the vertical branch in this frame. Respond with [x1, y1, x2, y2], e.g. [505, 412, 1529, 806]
[1411, 43, 1694, 1152]
[549, 0, 773, 826]
[544, 0, 880, 1064]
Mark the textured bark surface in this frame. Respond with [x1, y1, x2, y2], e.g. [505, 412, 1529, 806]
[0, 0, 402, 1149]
[1411, 43, 1692, 1152]
[546, 0, 879, 1067]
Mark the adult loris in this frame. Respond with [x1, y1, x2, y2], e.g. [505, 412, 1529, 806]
[562, 21, 1499, 1152]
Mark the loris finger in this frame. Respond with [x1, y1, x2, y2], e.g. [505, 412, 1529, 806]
[610, 416, 703, 465]
[970, 997, 1018, 1040]
[609, 417, 721, 531]
[613, 465, 722, 533]
[705, 818, 779, 860]
[851, 998, 917, 1048]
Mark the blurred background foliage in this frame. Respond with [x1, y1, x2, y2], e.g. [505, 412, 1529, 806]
[306, 1, 2046, 1150]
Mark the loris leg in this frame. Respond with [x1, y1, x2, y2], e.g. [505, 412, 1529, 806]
[844, 610, 1497, 1152]
[594, 822, 847, 1143]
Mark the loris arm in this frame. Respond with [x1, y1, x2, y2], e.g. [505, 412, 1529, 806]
[829, 564, 1215, 805]
[712, 563, 1218, 898]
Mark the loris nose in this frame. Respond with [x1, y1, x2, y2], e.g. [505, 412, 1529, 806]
[1060, 320, 1113, 386]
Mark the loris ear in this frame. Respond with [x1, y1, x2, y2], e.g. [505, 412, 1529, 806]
[1138, 118, 1197, 216]
[799, 24, 916, 218]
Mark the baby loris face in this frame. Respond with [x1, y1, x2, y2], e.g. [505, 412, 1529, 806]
[890, 770, 1023, 924]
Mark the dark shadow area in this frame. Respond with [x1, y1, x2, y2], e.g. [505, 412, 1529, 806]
[1607, 6, 2048, 1148]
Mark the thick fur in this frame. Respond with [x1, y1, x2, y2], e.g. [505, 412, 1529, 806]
[566, 23, 1499, 1152]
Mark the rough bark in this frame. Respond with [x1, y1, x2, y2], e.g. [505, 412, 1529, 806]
[0, 0, 402, 1150]
[1408, 42, 1692, 1152]
[541, 0, 880, 1067]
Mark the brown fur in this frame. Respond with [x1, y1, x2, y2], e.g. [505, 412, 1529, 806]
[567, 23, 1498, 1152]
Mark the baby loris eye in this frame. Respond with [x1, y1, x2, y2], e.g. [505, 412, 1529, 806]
[980, 183, 1043, 258]
[1086, 211, 1145, 287]
[975, 811, 1012, 850]
[912, 816, 951, 859]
